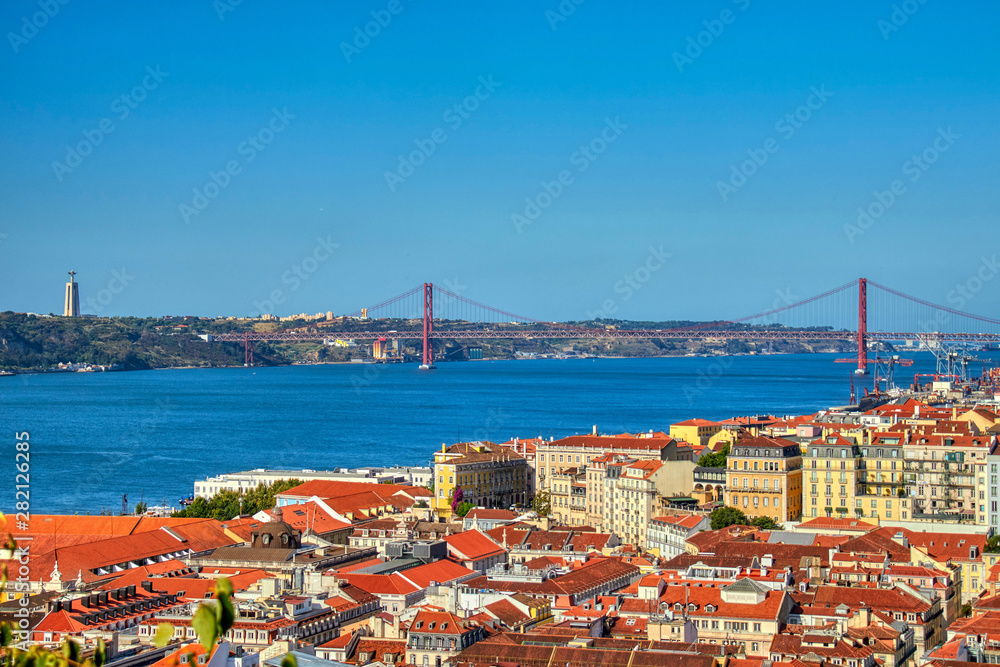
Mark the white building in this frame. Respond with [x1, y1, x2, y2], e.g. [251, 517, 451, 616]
[646, 514, 710, 559]
[194, 466, 431, 499]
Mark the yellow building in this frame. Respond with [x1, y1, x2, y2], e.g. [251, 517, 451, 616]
[670, 419, 722, 447]
[706, 427, 739, 452]
[803, 435, 864, 520]
[726, 436, 803, 522]
[855, 431, 910, 521]
[549, 467, 587, 526]
[432, 441, 529, 519]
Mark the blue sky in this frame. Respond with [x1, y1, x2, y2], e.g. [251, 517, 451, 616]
[1, 1, 998, 323]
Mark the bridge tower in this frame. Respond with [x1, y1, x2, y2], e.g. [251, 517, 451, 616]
[856, 277, 868, 375]
[421, 282, 435, 369]
[244, 332, 254, 367]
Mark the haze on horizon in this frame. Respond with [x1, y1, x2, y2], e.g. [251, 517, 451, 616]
[1, 2, 998, 323]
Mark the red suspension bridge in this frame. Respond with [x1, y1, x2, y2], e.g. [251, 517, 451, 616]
[208, 278, 1000, 372]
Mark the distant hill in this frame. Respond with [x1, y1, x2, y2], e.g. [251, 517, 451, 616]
[0, 312, 855, 372]
[0, 312, 276, 371]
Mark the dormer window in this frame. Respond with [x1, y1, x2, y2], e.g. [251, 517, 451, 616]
[674, 603, 683, 611]
[705, 604, 716, 613]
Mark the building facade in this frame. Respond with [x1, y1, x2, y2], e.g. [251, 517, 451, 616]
[432, 442, 530, 519]
[803, 435, 863, 520]
[646, 514, 710, 559]
[726, 436, 803, 522]
[609, 460, 696, 548]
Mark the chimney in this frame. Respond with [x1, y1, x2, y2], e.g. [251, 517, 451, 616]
[593, 425, 598, 435]
[127, 585, 136, 598]
[98, 592, 108, 605]
[141, 581, 153, 592]
[81, 597, 90, 608]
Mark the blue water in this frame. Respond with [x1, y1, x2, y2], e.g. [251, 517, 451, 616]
[1, 352, 992, 514]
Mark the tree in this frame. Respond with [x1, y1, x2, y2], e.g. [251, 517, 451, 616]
[710, 505, 749, 530]
[174, 479, 301, 520]
[134, 501, 147, 515]
[750, 515, 783, 530]
[451, 486, 465, 513]
[455, 501, 474, 517]
[698, 443, 730, 468]
[531, 490, 551, 517]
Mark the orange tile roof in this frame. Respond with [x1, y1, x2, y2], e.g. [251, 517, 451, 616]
[396, 559, 477, 589]
[410, 609, 475, 635]
[445, 530, 506, 561]
[268, 501, 352, 534]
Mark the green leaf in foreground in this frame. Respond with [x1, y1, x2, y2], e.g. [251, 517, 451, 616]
[191, 604, 219, 652]
[153, 623, 174, 648]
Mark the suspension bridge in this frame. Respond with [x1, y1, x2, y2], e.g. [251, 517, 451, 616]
[206, 278, 1000, 372]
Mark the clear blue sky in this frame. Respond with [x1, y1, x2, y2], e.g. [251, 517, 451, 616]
[1, 1, 998, 323]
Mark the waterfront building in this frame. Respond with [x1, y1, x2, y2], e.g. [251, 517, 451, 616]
[63, 270, 80, 317]
[803, 434, 863, 519]
[195, 467, 431, 499]
[726, 435, 803, 522]
[432, 441, 529, 519]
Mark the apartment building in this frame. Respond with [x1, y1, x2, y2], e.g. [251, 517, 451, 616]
[609, 460, 696, 548]
[897, 422, 996, 524]
[646, 514, 710, 559]
[856, 432, 910, 521]
[432, 442, 530, 519]
[549, 467, 587, 526]
[586, 453, 636, 529]
[536, 433, 680, 494]
[726, 436, 803, 522]
[669, 419, 722, 446]
[803, 435, 863, 520]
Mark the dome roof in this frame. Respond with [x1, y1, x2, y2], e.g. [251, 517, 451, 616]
[251, 505, 302, 549]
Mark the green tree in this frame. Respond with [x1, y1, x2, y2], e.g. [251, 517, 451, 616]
[750, 515, 783, 530]
[455, 501, 474, 517]
[710, 505, 749, 530]
[174, 479, 301, 520]
[134, 501, 147, 515]
[698, 443, 730, 468]
[531, 490, 551, 517]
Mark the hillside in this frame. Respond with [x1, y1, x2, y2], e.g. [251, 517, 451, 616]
[0, 312, 856, 372]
